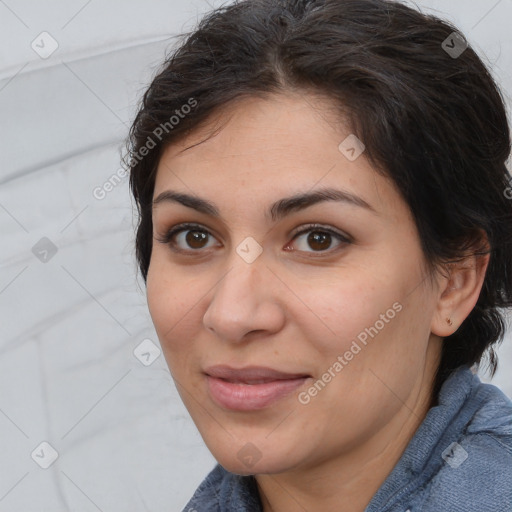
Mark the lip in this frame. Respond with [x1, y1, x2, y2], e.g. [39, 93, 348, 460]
[204, 365, 311, 411]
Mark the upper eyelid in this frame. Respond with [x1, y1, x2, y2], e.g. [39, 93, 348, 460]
[164, 222, 347, 236]
[292, 224, 351, 241]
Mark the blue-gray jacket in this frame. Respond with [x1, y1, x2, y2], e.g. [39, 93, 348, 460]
[183, 365, 512, 511]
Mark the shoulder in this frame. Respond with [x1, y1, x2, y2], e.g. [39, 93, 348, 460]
[181, 464, 262, 512]
[182, 464, 225, 511]
[421, 378, 512, 511]
[466, 378, 512, 440]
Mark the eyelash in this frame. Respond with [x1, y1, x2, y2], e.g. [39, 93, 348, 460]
[155, 222, 352, 256]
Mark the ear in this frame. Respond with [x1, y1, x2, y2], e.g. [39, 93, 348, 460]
[431, 244, 490, 337]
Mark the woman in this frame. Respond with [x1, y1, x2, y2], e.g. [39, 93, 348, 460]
[126, 0, 512, 510]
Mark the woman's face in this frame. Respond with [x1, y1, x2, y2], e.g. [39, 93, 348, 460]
[147, 92, 443, 475]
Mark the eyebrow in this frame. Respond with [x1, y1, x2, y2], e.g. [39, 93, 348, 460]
[152, 186, 377, 222]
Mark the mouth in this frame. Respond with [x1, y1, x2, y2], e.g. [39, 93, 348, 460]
[204, 365, 312, 411]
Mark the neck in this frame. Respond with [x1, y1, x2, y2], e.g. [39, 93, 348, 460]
[255, 352, 440, 512]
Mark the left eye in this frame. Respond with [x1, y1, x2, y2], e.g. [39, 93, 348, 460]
[287, 225, 351, 253]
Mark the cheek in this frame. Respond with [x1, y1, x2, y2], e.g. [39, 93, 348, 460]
[146, 260, 198, 351]
[292, 272, 403, 356]
[146, 276, 204, 390]
[293, 257, 432, 379]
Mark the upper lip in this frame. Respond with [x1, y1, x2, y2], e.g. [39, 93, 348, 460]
[204, 365, 311, 383]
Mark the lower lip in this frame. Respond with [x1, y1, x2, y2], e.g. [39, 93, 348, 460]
[206, 376, 310, 411]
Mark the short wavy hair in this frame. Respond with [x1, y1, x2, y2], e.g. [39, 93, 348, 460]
[126, 0, 512, 404]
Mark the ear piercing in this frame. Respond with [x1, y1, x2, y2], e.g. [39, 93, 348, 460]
[446, 317, 453, 326]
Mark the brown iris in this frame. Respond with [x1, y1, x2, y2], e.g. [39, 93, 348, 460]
[307, 231, 332, 251]
[186, 230, 208, 249]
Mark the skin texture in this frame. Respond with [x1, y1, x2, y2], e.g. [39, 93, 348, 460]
[146, 92, 489, 511]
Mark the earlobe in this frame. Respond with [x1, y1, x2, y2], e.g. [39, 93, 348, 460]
[431, 252, 490, 337]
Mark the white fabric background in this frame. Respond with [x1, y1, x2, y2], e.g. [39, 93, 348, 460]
[0, 1, 511, 510]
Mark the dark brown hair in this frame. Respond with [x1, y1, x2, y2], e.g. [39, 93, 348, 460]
[125, 0, 512, 405]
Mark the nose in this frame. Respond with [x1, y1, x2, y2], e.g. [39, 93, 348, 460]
[202, 255, 285, 343]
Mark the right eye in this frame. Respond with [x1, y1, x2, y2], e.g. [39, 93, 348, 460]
[155, 223, 221, 254]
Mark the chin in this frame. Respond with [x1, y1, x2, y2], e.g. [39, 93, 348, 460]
[210, 443, 301, 476]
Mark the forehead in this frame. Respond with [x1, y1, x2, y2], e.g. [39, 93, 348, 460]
[157, 94, 345, 177]
[152, 92, 402, 219]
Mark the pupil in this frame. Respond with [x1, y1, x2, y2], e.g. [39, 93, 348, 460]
[308, 232, 331, 251]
